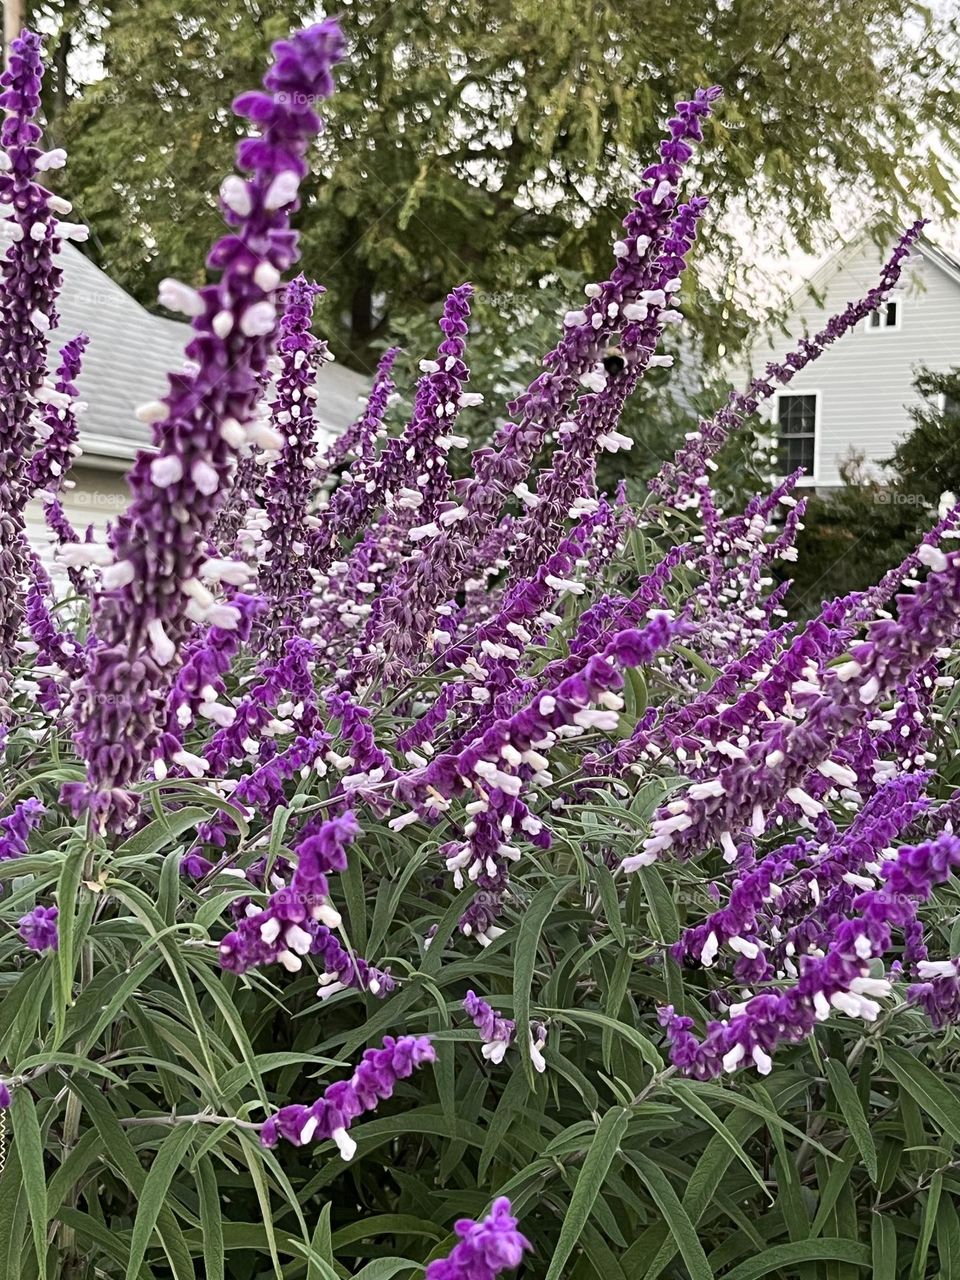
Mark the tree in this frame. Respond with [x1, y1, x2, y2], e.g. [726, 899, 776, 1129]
[34, 0, 960, 379]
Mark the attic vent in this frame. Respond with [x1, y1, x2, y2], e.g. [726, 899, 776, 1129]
[866, 300, 900, 331]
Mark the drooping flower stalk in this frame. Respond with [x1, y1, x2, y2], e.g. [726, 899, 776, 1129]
[260, 1033, 435, 1158]
[463, 990, 515, 1063]
[65, 21, 345, 831]
[217, 810, 395, 995]
[0, 796, 44, 865]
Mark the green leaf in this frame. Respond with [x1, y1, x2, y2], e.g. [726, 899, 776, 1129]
[545, 1107, 629, 1280]
[593, 864, 626, 945]
[115, 805, 214, 861]
[306, 1202, 337, 1280]
[10, 1089, 47, 1277]
[514, 879, 572, 1084]
[54, 845, 89, 1040]
[196, 1155, 225, 1280]
[720, 1238, 871, 1279]
[825, 1058, 878, 1182]
[936, 1192, 960, 1279]
[871, 1214, 897, 1280]
[885, 1047, 960, 1145]
[622, 1150, 713, 1280]
[125, 1123, 196, 1280]
[547, 1007, 662, 1072]
[352, 1260, 419, 1280]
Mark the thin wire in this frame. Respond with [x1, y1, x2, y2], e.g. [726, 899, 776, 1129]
[0, 1104, 7, 1180]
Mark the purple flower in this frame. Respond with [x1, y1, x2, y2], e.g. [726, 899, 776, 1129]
[19, 904, 58, 951]
[661, 833, 960, 1079]
[0, 796, 44, 865]
[0, 1082, 10, 1109]
[651, 220, 926, 506]
[65, 20, 345, 831]
[27, 332, 88, 497]
[382, 90, 721, 645]
[260, 275, 330, 638]
[425, 1197, 530, 1280]
[216, 810, 394, 995]
[464, 990, 515, 1064]
[260, 1033, 435, 1158]
[0, 31, 67, 668]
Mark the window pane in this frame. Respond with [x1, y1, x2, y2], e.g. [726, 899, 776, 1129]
[777, 394, 816, 434]
[777, 434, 815, 474]
[886, 301, 898, 327]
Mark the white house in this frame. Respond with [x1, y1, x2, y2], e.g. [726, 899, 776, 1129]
[23, 243, 369, 562]
[745, 231, 960, 489]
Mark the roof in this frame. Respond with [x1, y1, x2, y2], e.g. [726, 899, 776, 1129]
[49, 243, 369, 467]
[773, 228, 960, 327]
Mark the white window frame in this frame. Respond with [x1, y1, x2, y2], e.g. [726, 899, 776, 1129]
[774, 388, 820, 485]
[864, 297, 902, 333]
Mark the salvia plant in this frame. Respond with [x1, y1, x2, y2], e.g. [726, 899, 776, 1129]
[1, 18, 960, 1280]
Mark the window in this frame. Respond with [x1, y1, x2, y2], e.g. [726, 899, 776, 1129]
[776, 392, 818, 476]
[866, 300, 900, 331]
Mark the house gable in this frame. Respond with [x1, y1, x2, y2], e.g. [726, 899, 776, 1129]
[747, 234, 960, 487]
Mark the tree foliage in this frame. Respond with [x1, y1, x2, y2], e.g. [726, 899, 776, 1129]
[33, 0, 960, 371]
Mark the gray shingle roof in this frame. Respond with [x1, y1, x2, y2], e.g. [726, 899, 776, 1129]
[52, 243, 369, 464]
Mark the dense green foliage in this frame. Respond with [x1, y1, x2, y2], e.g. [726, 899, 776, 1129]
[3, 516, 960, 1278]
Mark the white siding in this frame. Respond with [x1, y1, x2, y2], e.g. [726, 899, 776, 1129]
[747, 239, 960, 487]
[25, 464, 130, 579]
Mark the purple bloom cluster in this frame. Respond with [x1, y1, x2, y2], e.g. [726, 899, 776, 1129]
[0, 796, 44, 867]
[260, 275, 329, 637]
[217, 811, 395, 995]
[0, 32, 67, 675]
[425, 1197, 530, 1280]
[661, 833, 960, 1078]
[463, 990, 515, 1063]
[18, 904, 58, 951]
[66, 20, 345, 831]
[260, 1033, 435, 1157]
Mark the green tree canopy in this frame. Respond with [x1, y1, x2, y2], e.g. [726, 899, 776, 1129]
[31, 0, 960, 379]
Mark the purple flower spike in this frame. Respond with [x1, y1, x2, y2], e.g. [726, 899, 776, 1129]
[260, 275, 329, 638]
[425, 1197, 530, 1280]
[651, 219, 926, 506]
[260, 1033, 435, 1158]
[0, 1082, 10, 1108]
[0, 30, 68, 673]
[66, 20, 345, 831]
[28, 332, 88, 497]
[19, 904, 58, 951]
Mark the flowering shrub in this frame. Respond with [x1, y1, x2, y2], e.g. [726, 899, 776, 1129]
[2, 19, 960, 1280]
